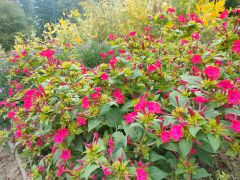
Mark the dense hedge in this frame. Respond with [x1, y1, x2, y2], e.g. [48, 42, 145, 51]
[0, 4, 240, 180]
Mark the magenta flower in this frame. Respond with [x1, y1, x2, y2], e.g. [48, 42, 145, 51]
[136, 168, 148, 180]
[232, 40, 240, 55]
[228, 90, 240, 105]
[178, 15, 185, 23]
[60, 150, 71, 161]
[191, 54, 202, 64]
[192, 32, 200, 40]
[100, 53, 107, 60]
[77, 117, 87, 126]
[124, 112, 138, 124]
[167, 8, 175, 13]
[39, 49, 55, 58]
[146, 101, 161, 114]
[231, 120, 240, 133]
[134, 98, 146, 112]
[7, 111, 15, 119]
[113, 89, 125, 104]
[204, 66, 220, 80]
[219, 10, 228, 19]
[100, 73, 109, 80]
[129, 31, 136, 37]
[170, 124, 184, 142]
[81, 96, 90, 109]
[216, 80, 234, 91]
[56, 164, 64, 177]
[193, 96, 210, 104]
[181, 39, 188, 45]
[109, 57, 117, 68]
[160, 130, 170, 143]
[147, 64, 157, 73]
[53, 128, 69, 144]
[103, 167, 112, 176]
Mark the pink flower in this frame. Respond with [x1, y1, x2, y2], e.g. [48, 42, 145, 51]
[124, 112, 138, 124]
[204, 66, 220, 80]
[100, 73, 109, 80]
[129, 31, 136, 37]
[178, 15, 185, 23]
[170, 124, 184, 142]
[228, 90, 240, 105]
[108, 138, 114, 155]
[216, 80, 234, 91]
[136, 168, 148, 180]
[222, 22, 228, 30]
[191, 54, 202, 64]
[232, 40, 240, 55]
[146, 101, 161, 114]
[7, 111, 15, 119]
[108, 33, 116, 40]
[53, 128, 69, 144]
[23, 68, 29, 74]
[38, 166, 44, 172]
[103, 167, 112, 176]
[160, 130, 170, 143]
[144, 27, 152, 33]
[181, 39, 188, 45]
[91, 92, 101, 100]
[193, 96, 210, 104]
[60, 150, 71, 161]
[192, 32, 200, 40]
[231, 120, 240, 133]
[81, 96, 90, 109]
[15, 130, 22, 138]
[100, 53, 107, 60]
[167, 8, 175, 13]
[39, 49, 55, 58]
[108, 50, 114, 56]
[56, 164, 64, 177]
[219, 10, 228, 19]
[147, 64, 157, 73]
[21, 51, 27, 57]
[109, 57, 117, 68]
[77, 117, 87, 126]
[134, 98, 146, 112]
[113, 89, 125, 104]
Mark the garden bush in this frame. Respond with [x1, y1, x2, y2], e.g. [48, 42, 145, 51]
[0, 3, 240, 180]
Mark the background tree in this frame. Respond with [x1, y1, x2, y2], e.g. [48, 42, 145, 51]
[0, 1, 29, 50]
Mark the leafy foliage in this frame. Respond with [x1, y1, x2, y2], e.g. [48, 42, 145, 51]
[0, 2, 240, 180]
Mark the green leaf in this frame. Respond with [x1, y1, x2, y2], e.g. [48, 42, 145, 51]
[149, 166, 168, 180]
[88, 118, 102, 132]
[112, 131, 127, 151]
[150, 151, 166, 162]
[207, 134, 221, 152]
[128, 122, 144, 143]
[179, 139, 192, 157]
[163, 116, 177, 126]
[163, 142, 179, 152]
[105, 108, 123, 127]
[169, 91, 188, 107]
[189, 127, 201, 137]
[204, 109, 220, 119]
[81, 164, 99, 179]
[69, 64, 81, 71]
[132, 69, 142, 79]
[192, 168, 210, 179]
[223, 108, 240, 116]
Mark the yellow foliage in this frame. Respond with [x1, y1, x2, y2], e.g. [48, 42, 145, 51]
[196, 0, 226, 25]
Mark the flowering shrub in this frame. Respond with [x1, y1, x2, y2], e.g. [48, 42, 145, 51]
[0, 5, 240, 180]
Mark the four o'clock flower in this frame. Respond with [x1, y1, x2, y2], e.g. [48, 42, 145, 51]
[136, 167, 148, 180]
[170, 124, 184, 142]
[113, 89, 125, 104]
[216, 80, 234, 91]
[204, 66, 220, 80]
[232, 40, 240, 55]
[100, 73, 109, 80]
[192, 32, 200, 40]
[53, 128, 69, 144]
[160, 130, 170, 143]
[77, 117, 87, 126]
[191, 54, 202, 64]
[124, 112, 138, 124]
[60, 150, 71, 161]
[81, 96, 90, 109]
[231, 120, 240, 133]
[227, 90, 240, 105]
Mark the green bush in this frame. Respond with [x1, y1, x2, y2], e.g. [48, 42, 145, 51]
[78, 41, 112, 67]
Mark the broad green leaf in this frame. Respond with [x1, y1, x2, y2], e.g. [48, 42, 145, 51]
[192, 168, 210, 179]
[128, 122, 144, 143]
[204, 109, 220, 119]
[189, 127, 201, 137]
[88, 118, 102, 132]
[149, 166, 168, 180]
[163, 142, 179, 152]
[207, 134, 221, 152]
[105, 108, 123, 127]
[223, 108, 240, 116]
[112, 131, 127, 151]
[180, 74, 202, 87]
[132, 69, 142, 79]
[81, 164, 99, 179]
[163, 116, 177, 126]
[150, 151, 166, 162]
[179, 139, 192, 157]
[169, 91, 188, 107]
